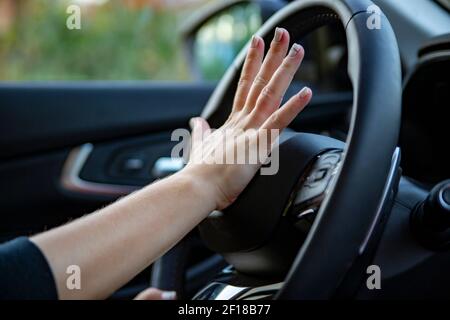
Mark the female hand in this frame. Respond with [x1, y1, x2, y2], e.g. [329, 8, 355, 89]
[183, 28, 312, 210]
[134, 288, 176, 300]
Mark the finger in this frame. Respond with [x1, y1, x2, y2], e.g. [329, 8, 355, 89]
[251, 43, 304, 124]
[243, 27, 290, 112]
[134, 288, 177, 300]
[262, 87, 312, 132]
[232, 35, 264, 112]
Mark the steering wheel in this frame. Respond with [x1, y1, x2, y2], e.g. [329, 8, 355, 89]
[151, 0, 402, 299]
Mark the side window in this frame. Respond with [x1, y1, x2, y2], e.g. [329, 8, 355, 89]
[0, 0, 349, 89]
[193, 3, 261, 80]
[0, 0, 209, 81]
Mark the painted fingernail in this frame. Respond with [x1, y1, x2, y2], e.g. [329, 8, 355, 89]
[299, 87, 311, 98]
[189, 118, 198, 129]
[161, 291, 177, 300]
[250, 35, 259, 48]
[288, 43, 303, 57]
[274, 27, 283, 42]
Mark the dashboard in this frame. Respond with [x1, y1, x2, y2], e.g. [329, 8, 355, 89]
[399, 34, 450, 186]
[296, 27, 450, 188]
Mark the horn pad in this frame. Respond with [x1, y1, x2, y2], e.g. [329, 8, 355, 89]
[199, 133, 345, 276]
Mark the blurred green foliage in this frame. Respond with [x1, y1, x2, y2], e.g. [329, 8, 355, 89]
[0, 0, 191, 80]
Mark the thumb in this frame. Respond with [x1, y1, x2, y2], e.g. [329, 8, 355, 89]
[189, 117, 211, 145]
[134, 288, 177, 300]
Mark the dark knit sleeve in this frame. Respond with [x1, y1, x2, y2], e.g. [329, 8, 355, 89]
[0, 237, 57, 300]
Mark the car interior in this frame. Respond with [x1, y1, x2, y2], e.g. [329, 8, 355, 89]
[0, 0, 449, 300]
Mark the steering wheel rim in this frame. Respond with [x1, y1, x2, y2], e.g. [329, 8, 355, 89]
[152, 0, 402, 299]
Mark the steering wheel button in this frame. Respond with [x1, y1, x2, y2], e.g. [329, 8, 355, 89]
[297, 208, 315, 220]
[295, 183, 327, 204]
[443, 187, 450, 206]
[313, 168, 328, 182]
[319, 153, 340, 164]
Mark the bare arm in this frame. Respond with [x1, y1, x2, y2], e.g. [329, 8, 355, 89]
[31, 169, 215, 299]
[31, 28, 312, 300]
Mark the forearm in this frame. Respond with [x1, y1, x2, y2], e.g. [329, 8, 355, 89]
[31, 169, 215, 300]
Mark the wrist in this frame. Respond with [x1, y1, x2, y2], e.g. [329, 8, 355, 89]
[172, 166, 219, 213]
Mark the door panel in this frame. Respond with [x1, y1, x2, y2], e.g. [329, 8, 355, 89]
[0, 82, 214, 159]
[0, 82, 214, 240]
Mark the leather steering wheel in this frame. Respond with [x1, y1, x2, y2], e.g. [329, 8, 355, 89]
[151, 0, 402, 299]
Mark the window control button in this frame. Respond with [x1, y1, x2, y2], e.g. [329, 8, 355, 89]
[121, 158, 145, 173]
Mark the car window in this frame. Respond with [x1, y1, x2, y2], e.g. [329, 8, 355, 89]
[0, 0, 351, 89]
[0, 0, 211, 81]
[192, 3, 261, 80]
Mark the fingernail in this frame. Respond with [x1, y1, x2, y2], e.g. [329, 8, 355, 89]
[274, 27, 283, 42]
[250, 35, 259, 48]
[161, 291, 177, 300]
[288, 43, 303, 57]
[299, 87, 311, 98]
[189, 118, 198, 130]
